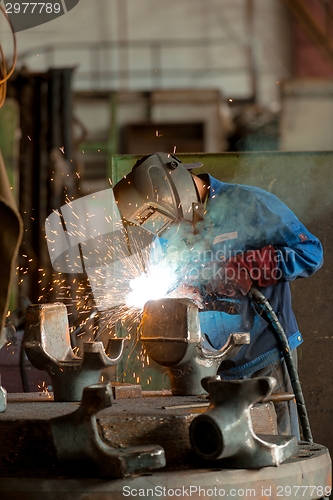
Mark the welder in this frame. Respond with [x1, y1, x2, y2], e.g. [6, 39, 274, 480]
[113, 152, 324, 438]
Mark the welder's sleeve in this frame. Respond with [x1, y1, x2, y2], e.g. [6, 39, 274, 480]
[273, 223, 324, 281]
[257, 195, 324, 281]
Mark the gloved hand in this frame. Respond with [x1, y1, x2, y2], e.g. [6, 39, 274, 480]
[206, 245, 279, 296]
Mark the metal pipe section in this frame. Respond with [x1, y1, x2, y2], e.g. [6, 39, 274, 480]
[189, 376, 298, 467]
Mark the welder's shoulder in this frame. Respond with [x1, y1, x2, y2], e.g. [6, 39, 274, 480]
[215, 180, 274, 204]
[209, 177, 290, 214]
[213, 182, 295, 224]
[234, 182, 289, 209]
[233, 183, 275, 199]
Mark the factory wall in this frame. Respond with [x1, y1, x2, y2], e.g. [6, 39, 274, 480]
[1, 0, 292, 106]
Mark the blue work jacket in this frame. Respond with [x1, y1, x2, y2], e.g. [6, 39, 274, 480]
[163, 175, 324, 378]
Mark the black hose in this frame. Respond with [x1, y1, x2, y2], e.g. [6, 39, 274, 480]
[249, 287, 313, 443]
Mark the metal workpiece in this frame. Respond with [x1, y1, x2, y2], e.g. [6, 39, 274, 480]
[23, 303, 128, 401]
[0, 327, 7, 412]
[190, 376, 298, 468]
[0, 325, 8, 351]
[0, 375, 6, 413]
[50, 382, 166, 478]
[141, 298, 250, 396]
[0, 318, 17, 352]
[200, 331, 251, 360]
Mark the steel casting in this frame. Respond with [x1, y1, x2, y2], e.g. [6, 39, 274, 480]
[50, 382, 166, 478]
[0, 375, 6, 413]
[190, 376, 298, 468]
[0, 326, 8, 412]
[23, 302, 128, 401]
[141, 298, 250, 396]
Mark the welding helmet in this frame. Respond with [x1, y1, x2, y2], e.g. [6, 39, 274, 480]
[113, 152, 204, 237]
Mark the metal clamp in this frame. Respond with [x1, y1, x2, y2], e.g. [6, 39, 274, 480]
[141, 298, 250, 396]
[0, 374, 6, 413]
[190, 376, 298, 468]
[23, 303, 128, 401]
[50, 382, 166, 478]
[0, 325, 8, 412]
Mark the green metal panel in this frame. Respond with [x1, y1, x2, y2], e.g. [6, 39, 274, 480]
[109, 151, 333, 455]
[110, 151, 333, 219]
[0, 99, 19, 195]
[79, 92, 119, 187]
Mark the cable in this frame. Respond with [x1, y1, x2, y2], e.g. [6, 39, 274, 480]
[0, 5, 17, 108]
[249, 286, 313, 443]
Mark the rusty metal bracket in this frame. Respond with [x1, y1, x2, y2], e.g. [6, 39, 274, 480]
[50, 382, 166, 478]
[189, 376, 298, 468]
[23, 303, 128, 401]
[141, 298, 249, 396]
